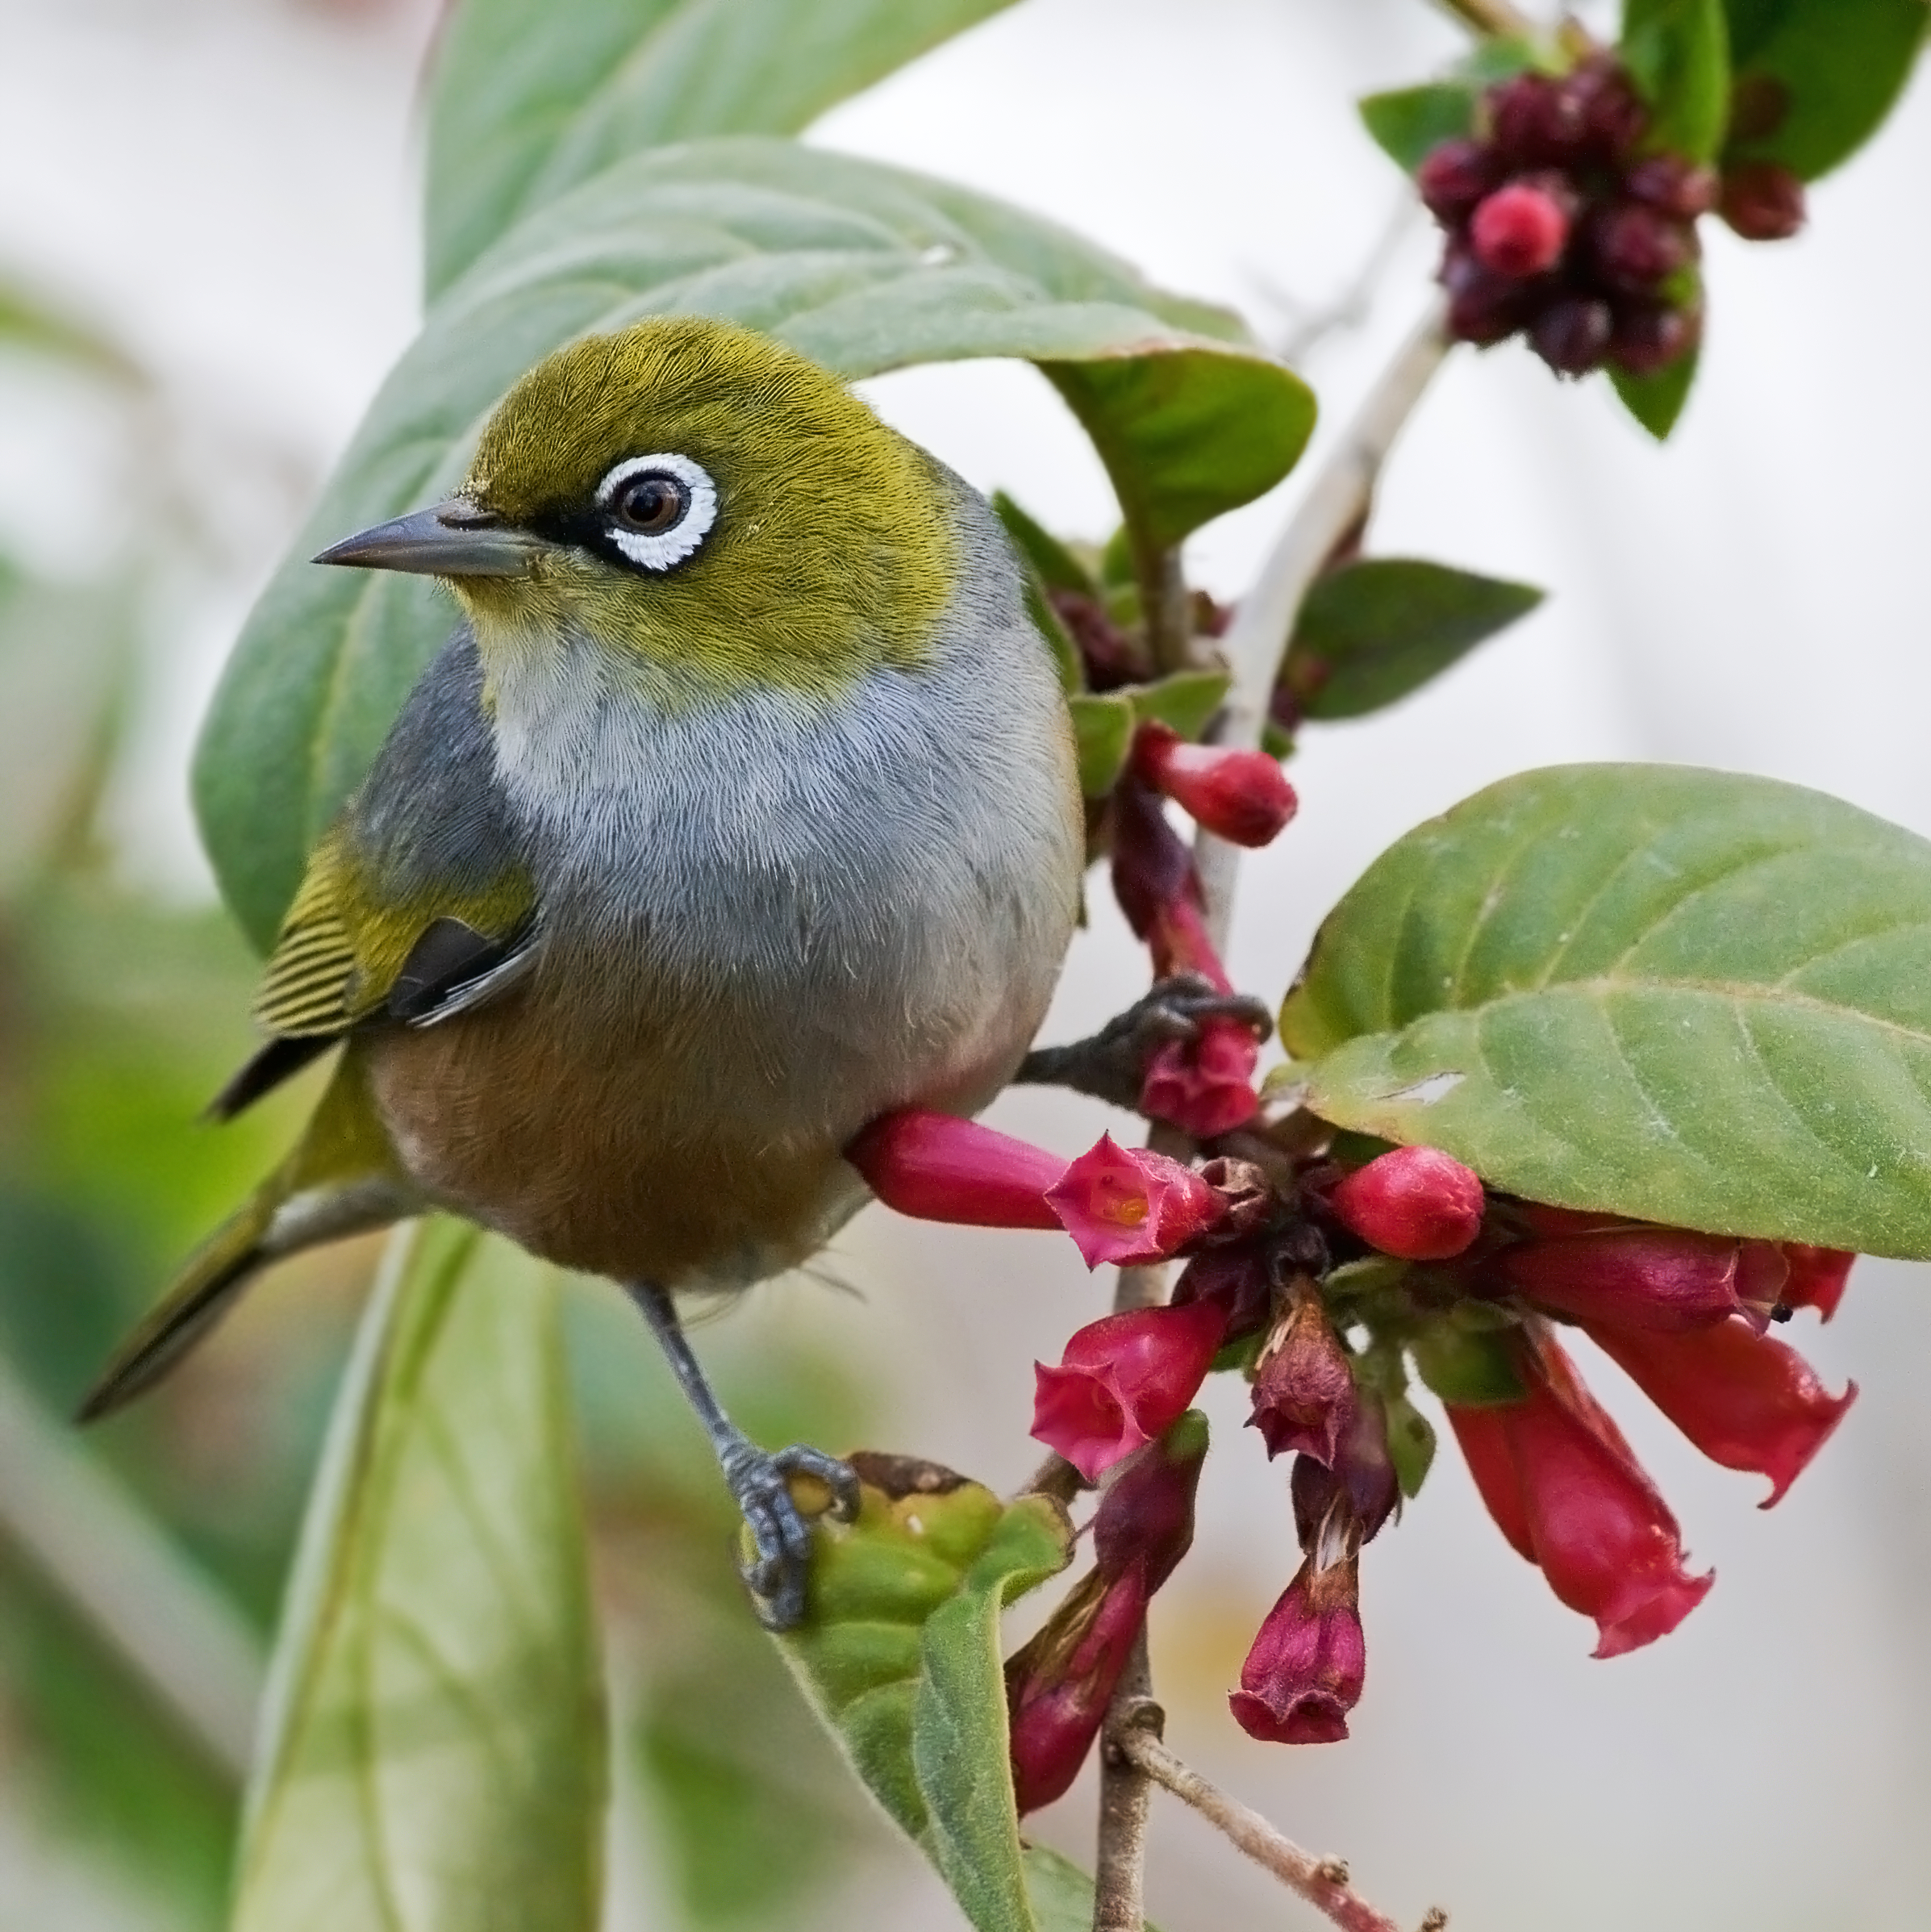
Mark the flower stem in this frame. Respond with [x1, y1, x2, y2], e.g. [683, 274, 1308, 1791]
[1092, 1677, 1159, 1931]
[1433, 0, 1537, 36]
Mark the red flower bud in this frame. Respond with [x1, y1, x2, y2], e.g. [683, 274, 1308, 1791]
[1141, 1016, 1261, 1137]
[1229, 1550, 1366, 1745]
[1609, 299, 1701, 377]
[1720, 161, 1806, 241]
[845, 1108, 1064, 1229]
[1291, 1396, 1399, 1547]
[1588, 201, 1695, 293]
[1584, 1316, 1855, 1508]
[1131, 722, 1297, 848]
[1440, 244, 1537, 344]
[1032, 1301, 1227, 1480]
[1470, 182, 1572, 277]
[1249, 1282, 1357, 1465]
[1045, 1134, 1229, 1269]
[1416, 136, 1500, 223]
[1007, 1566, 1148, 1813]
[1446, 1329, 1713, 1657]
[1529, 294, 1614, 377]
[1328, 1146, 1485, 1261]
[1496, 1227, 1745, 1333]
[1623, 154, 1719, 219]
[1780, 1245, 1854, 1321]
[1093, 1409, 1208, 1592]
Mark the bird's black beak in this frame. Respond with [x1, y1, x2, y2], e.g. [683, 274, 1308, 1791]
[314, 497, 544, 578]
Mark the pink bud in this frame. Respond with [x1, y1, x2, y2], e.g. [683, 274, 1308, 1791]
[1584, 1315, 1855, 1508]
[1529, 295, 1613, 377]
[1497, 1227, 1744, 1333]
[1228, 1552, 1366, 1745]
[1470, 182, 1571, 277]
[1780, 1245, 1854, 1321]
[1328, 1146, 1485, 1261]
[1131, 722, 1297, 848]
[1093, 1409, 1208, 1592]
[1045, 1134, 1228, 1268]
[1486, 71, 1588, 166]
[1141, 1016, 1261, 1137]
[1032, 1302, 1227, 1481]
[1588, 201, 1695, 293]
[845, 1109, 1064, 1229]
[1441, 244, 1536, 344]
[1720, 161, 1806, 241]
[1249, 1283, 1358, 1465]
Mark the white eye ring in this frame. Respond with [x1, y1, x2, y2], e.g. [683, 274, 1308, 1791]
[594, 452, 718, 570]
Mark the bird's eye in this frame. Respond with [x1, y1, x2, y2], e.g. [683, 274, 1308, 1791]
[593, 452, 718, 572]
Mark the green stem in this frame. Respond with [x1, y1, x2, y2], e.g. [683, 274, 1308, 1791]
[1433, 0, 1537, 36]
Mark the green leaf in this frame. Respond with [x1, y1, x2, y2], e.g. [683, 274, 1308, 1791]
[778, 1459, 1072, 1932]
[1620, 0, 1732, 161]
[424, 0, 1018, 298]
[232, 1221, 606, 1932]
[991, 491, 1097, 596]
[1410, 1325, 1524, 1406]
[1284, 558, 1543, 721]
[1383, 1388, 1438, 1496]
[1358, 82, 1478, 172]
[1721, 0, 1926, 179]
[195, 136, 1315, 949]
[1278, 763, 1931, 1258]
[1609, 344, 1700, 440]
[1023, 1845, 1162, 1931]
[1070, 692, 1135, 798]
[1124, 667, 1232, 741]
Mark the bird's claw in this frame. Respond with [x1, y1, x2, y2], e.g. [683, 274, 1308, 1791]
[720, 1441, 860, 1631]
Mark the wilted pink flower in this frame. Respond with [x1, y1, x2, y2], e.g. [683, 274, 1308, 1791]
[1585, 1315, 1856, 1508]
[1141, 1016, 1261, 1137]
[1130, 721, 1298, 848]
[1032, 1303, 1227, 1480]
[1045, 1134, 1228, 1268]
[1446, 1329, 1713, 1658]
[1229, 1552, 1366, 1745]
[845, 1109, 1063, 1229]
[1497, 1226, 1746, 1332]
[1328, 1146, 1485, 1261]
[1291, 1397, 1400, 1547]
[1249, 1283, 1357, 1465]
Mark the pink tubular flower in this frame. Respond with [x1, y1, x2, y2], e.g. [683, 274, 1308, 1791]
[1781, 1246, 1854, 1321]
[1130, 721, 1298, 849]
[1032, 1303, 1228, 1480]
[1446, 1330, 1713, 1658]
[1248, 1283, 1358, 1465]
[1141, 1016, 1261, 1137]
[1584, 1316, 1856, 1508]
[1045, 1134, 1228, 1268]
[1229, 1553, 1366, 1745]
[1497, 1227, 1746, 1333]
[845, 1109, 1063, 1229]
[1328, 1146, 1485, 1261]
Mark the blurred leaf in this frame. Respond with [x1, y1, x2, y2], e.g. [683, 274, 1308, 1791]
[1124, 666, 1230, 741]
[197, 137, 1311, 948]
[232, 1221, 606, 1932]
[991, 492, 1098, 596]
[1410, 1326, 1524, 1406]
[1620, 0, 1731, 161]
[1609, 344, 1700, 440]
[1284, 558, 1542, 721]
[1280, 765, 1931, 1255]
[0, 278, 141, 383]
[1358, 82, 1478, 172]
[1720, 0, 1925, 178]
[424, 0, 1019, 298]
[1070, 692, 1134, 798]
[1384, 1388, 1437, 1496]
[778, 1461, 1071, 1932]
[1023, 1845, 1162, 1930]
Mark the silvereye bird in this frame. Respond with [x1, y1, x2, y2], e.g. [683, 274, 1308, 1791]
[83, 316, 1084, 1626]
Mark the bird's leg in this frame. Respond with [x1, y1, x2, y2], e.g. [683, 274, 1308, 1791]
[623, 1280, 860, 1631]
[1012, 972, 1274, 1112]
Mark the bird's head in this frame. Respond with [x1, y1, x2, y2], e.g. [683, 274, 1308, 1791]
[317, 317, 958, 703]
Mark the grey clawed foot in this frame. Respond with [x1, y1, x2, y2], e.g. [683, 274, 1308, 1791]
[719, 1441, 861, 1631]
[1014, 973, 1274, 1112]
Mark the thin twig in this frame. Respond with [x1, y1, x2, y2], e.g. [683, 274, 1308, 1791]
[1257, 196, 1420, 369]
[1196, 302, 1450, 949]
[1116, 1725, 1428, 1932]
[0, 1350, 265, 1778]
[1433, 0, 1537, 36]
[1093, 1678, 1159, 1930]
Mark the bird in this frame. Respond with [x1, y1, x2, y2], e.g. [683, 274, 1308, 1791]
[81, 315, 1086, 1627]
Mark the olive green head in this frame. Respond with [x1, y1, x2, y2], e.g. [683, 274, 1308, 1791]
[320, 318, 958, 701]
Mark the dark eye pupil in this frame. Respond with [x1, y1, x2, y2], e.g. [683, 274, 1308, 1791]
[614, 473, 686, 534]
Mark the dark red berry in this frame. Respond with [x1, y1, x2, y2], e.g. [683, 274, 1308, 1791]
[1623, 154, 1719, 220]
[1530, 296, 1614, 376]
[1440, 245, 1534, 344]
[1470, 182, 1571, 277]
[1487, 71, 1588, 165]
[1610, 301, 1702, 376]
[1589, 201, 1695, 292]
[1720, 161, 1806, 241]
[1568, 56, 1649, 161]
[1416, 137, 1500, 223]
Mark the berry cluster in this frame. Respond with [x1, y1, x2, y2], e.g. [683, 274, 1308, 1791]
[1420, 55, 1806, 378]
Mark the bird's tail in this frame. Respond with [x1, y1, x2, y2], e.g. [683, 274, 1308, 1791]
[77, 1052, 417, 1422]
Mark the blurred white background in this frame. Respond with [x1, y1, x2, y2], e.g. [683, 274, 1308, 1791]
[2, 0, 1927, 1927]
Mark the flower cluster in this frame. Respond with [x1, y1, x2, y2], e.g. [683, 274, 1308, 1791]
[1419, 53, 1806, 378]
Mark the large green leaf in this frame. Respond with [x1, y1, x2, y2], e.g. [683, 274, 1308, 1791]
[1720, 0, 1926, 179]
[1620, 0, 1732, 161]
[232, 1222, 606, 1932]
[1278, 764, 1931, 1257]
[424, 0, 1017, 298]
[778, 1458, 1070, 1932]
[196, 136, 1313, 949]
